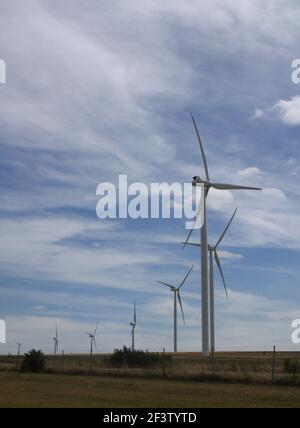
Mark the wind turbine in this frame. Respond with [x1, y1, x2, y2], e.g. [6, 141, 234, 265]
[130, 301, 136, 351]
[183, 208, 237, 351]
[87, 322, 99, 356]
[186, 113, 261, 356]
[87, 322, 99, 371]
[16, 342, 22, 369]
[157, 264, 194, 352]
[53, 326, 58, 355]
[17, 342, 22, 357]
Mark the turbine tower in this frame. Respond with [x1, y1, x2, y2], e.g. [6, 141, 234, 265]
[16, 342, 22, 369]
[188, 114, 261, 355]
[17, 342, 22, 357]
[53, 325, 58, 355]
[157, 264, 194, 352]
[87, 322, 99, 370]
[183, 208, 237, 351]
[130, 301, 136, 351]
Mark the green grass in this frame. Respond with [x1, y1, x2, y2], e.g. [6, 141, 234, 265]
[1, 372, 300, 407]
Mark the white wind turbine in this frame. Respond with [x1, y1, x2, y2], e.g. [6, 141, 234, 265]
[53, 325, 58, 355]
[87, 322, 99, 369]
[16, 342, 22, 369]
[157, 264, 194, 352]
[183, 208, 237, 351]
[17, 342, 22, 358]
[130, 301, 136, 351]
[186, 114, 261, 355]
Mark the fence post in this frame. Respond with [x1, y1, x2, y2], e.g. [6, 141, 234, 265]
[61, 350, 64, 371]
[211, 346, 215, 376]
[271, 345, 276, 384]
[162, 347, 166, 378]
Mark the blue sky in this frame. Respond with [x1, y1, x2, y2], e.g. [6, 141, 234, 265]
[1, 0, 300, 353]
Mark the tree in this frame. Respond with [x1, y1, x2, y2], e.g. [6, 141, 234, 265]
[21, 349, 45, 373]
[284, 358, 299, 382]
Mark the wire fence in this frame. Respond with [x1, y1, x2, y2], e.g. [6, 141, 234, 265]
[1, 348, 300, 386]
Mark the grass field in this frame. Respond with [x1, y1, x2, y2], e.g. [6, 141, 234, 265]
[1, 351, 300, 407]
[1, 371, 300, 408]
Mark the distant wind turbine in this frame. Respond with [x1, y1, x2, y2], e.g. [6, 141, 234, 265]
[17, 342, 22, 357]
[185, 113, 261, 355]
[16, 342, 22, 369]
[183, 208, 237, 351]
[87, 322, 99, 356]
[53, 326, 58, 355]
[157, 264, 194, 352]
[130, 301, 136, 351]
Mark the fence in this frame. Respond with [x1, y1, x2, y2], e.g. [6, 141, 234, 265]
[1, 349, 300, 386]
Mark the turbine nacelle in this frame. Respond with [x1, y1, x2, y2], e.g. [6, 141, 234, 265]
[192, 175, 202, 186]
[192, 175, 210, 187]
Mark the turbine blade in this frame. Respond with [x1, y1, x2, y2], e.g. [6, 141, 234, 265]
[182, 193, 203, 251]
[179, 264, 194, 289]
[177, 291, 185, 325]
[211, 182, 262, 191]
[214, 250, 228, 298]
[93, 337, 97, 352]
[157, 280, 174, 289]
[94, 322, 99, 336]
[182, 227, 194, 251]
[190, 113, 209, 181]
[134, 301, 136, 324]
[181, 241, 201, 248]
[215, 208, 237, 248]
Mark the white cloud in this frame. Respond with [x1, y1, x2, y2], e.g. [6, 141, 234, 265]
[261, 187, 286, 201]
[207, 188, 234, 212]
[274, 96, 300, 126]
[238, 167, 262, 178]
[257, 96, 300, 126]
[0, 216, 162, 287]
[218, 250, 243, 260]
[251, 108, 265, 120]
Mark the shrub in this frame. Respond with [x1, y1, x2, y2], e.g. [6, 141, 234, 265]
[284, 358, 299, 382]
[110, 346, 172, 368]
[21, 349, 45, 373]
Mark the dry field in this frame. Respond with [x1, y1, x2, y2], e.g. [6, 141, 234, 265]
[1, 371, 300, 407]
[1, 351, 300, 407]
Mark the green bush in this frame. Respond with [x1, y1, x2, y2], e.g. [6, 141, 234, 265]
[284, 358, 299, 381]
[21, 349, 45, 373]
[110, 346, 172, 368]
